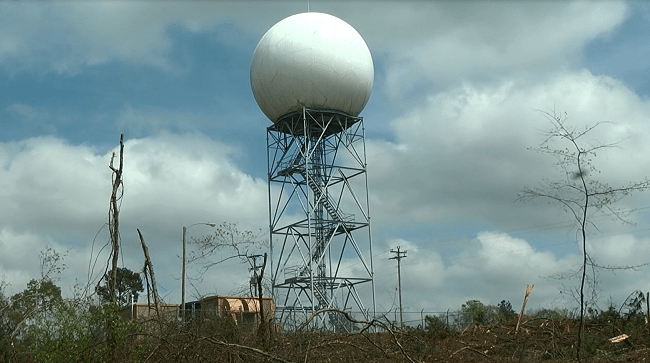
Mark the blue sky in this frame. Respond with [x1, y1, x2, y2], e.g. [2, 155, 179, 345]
[2, 1, 650, 321]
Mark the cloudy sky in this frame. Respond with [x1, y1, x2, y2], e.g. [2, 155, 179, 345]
[2, 1, 650, 323]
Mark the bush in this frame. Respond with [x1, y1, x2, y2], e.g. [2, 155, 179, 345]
[496, 300, 517, 323]
[425, 315, 454, 338]
[28, 301, 140, 363]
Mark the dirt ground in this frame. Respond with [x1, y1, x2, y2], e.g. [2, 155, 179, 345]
[266, 319, 650, 362]
[133, 314, 650, 362]
[410, 320, 649, 362]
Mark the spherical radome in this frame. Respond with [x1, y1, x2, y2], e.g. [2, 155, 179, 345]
[250, 12, 374, 123]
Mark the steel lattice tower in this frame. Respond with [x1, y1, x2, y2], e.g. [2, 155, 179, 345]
[267, 108, 375, 331]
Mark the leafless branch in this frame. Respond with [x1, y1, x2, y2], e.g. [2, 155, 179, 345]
[298, 308, 417, 363]
[202, 336, 293, 363]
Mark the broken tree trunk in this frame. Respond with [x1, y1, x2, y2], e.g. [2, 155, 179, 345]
[256, 253, 268, 346]
[108, 133, 124, 302]
[138, 229, 161, 323]
[107, 133, 124, 361]
[516, 284, 534, 333]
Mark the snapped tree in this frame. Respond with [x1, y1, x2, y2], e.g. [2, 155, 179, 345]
[519, 110, 650, 359]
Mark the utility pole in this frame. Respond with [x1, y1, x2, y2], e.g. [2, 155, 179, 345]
[248, 254, 263, 294]
[181, 226, 187, 319]
[181, 222, 216, 321]
[390, 246, 407, 329]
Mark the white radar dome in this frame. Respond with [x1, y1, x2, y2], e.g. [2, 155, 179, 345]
[250, 12, 374, 123]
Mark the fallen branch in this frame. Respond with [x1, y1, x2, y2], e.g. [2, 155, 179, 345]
[298, 308, 417, 363]
[450, 345, 492, 360]
[303, 340, 310, 363]
[203, 337, 293, 363]
[310, 339, 369, 354]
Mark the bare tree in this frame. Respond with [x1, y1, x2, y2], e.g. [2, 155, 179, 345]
[187, 222, 267, 295]
[519, 110, 650, 359]
[519, 111, 650, 358]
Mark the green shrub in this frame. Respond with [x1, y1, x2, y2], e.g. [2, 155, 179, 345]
[29, 301, 140, 363]
[424, 315, 454, 339]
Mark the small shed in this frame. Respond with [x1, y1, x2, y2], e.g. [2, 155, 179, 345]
[184, 295, 275, 331]
[120, 302, 179, 322]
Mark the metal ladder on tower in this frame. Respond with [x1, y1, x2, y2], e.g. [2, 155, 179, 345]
[299, 168, 346, 223]
[276, 156, 354, 329]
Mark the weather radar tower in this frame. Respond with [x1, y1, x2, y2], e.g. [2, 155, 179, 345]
[250, 12, 375, 330]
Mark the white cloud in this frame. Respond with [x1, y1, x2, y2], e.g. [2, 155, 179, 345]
[0, 228, 54, 290]
[0, 137, 108, 237]
[0, 134, 268, 297]
[363, 66, 650, 314]
[120, 132, 267, 228]
[380, 230, 650, 315]
[368, 69, 650, 235]
[366, 232, 570, 314]
[0, 2, 627, 79]
[0, 2, 306, 75]
[0, 2, 194, 74]
[386, 238, 418, 252]
[352, 1, 629, 101]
